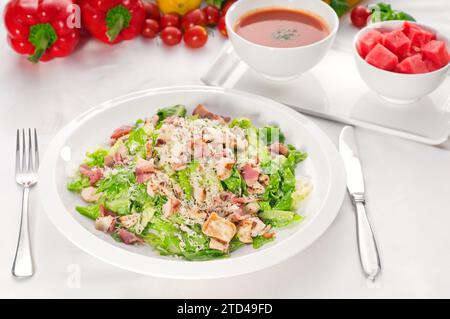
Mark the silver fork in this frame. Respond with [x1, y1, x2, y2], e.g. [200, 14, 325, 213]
[12, 129, 39, 278]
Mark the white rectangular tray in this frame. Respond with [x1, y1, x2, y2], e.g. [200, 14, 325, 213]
[201, 43, 450, 145]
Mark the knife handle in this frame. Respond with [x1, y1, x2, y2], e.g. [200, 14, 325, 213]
[354, 200, 381, 281]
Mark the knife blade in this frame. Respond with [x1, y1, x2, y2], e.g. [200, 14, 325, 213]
[339, 126, 381, 281]
[339, 126, 365, 196]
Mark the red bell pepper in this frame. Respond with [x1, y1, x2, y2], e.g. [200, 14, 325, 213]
[80, 0, 146, 44]
[4, 0, 80, 63]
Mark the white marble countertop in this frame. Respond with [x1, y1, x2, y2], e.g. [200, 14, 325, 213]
[1, 0, 450, 298]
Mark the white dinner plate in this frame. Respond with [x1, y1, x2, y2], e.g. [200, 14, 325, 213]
[38, 86, 346, 279]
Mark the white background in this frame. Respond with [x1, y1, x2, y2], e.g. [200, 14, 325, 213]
[1, 0, 450, 298]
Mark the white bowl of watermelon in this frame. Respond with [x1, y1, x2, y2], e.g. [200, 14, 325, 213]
[353, 20, 449, 104]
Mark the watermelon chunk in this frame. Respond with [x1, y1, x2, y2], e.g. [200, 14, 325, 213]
[383, 29, 411, 60]
[421, 40, 449, 68]
[424, 59, 440, 72]
[357, 30, 384, 58]
[365, 44, 398, 71]
[402, 22, 435, 48]
[395, 54, 429, 74]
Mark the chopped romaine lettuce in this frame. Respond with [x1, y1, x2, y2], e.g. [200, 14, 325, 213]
[133, 206, 156, 234]
[125, 127, 148, 158]
[76, 204, 100, 220]
[229, 117, 253, 129]
[67, 175, 90, 192]
[105, 197, 130, 216]
[96, 167, 135, 215]
[229, 236, 245, 252]
[259, 126, 285, 145]
[221, 166, 246, 196]
[252, 235, 275, 249]
[259, 210, 303, 228]
[156, 105, 186, 127]
[97, 167, 135, 198]
[143, 215, 223, 261]
[285, 144, 308, 167]
[258, 201, 272, 212]
[182, 250, 226, 261]
[272, 192, 294, 211]
[176, 162, 199, 200]
[84, 148, 109, 167]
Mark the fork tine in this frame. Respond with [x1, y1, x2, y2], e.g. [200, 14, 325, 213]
[21, 129, 26, 173]
[34, 129, 39, 171]
[15, 129, 20, 174]
[28, 129, 32, 172]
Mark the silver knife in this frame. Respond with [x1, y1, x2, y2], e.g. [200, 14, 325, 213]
[339, 126, 381, 281]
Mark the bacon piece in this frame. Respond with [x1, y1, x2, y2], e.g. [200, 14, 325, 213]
[227, 211, 250, 223]
[89, 168, 103, 185]
[114, 152, 123, 164]
[219, 191, 234, 202]
[135, 158, 155, 184]
[79, 164, 91, 176]
[156, 138, 166, 145]
[135, 158, 155, 175]
[192, 104, 230, 123]
[99, 205, 116, 217]
[269, 142, 289, 156]
[110, 125, 132, 140]
[79, 164, 103, 185]
[231, 197, 253, 204]
[117, 229, 143, 245]
[240, 164, 260, 186]
[111, 143, 129, 165]
[136, 173, 152, 184]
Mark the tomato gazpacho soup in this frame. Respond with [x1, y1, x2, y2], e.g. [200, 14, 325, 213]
[234, 7, 330, 48]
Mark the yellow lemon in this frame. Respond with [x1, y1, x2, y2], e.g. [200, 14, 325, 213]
[157, 0, 202, 16]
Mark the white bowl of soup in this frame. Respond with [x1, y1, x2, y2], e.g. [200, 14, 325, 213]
[226, 0, 339, 81]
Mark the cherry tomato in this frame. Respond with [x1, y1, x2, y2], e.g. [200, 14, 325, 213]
[160, 26, 182, 46]
[218, 16, 227, 38]
[350, 5, 371, 28]
[181, 8, 206, 30]
[143, 2, 161, 21]
[141, 19, 160, 39]
[184, 25, 208, 48]
[203, 5, 220, 26]
[222, 0, 236, 16]
[160, 13, 181, 29]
